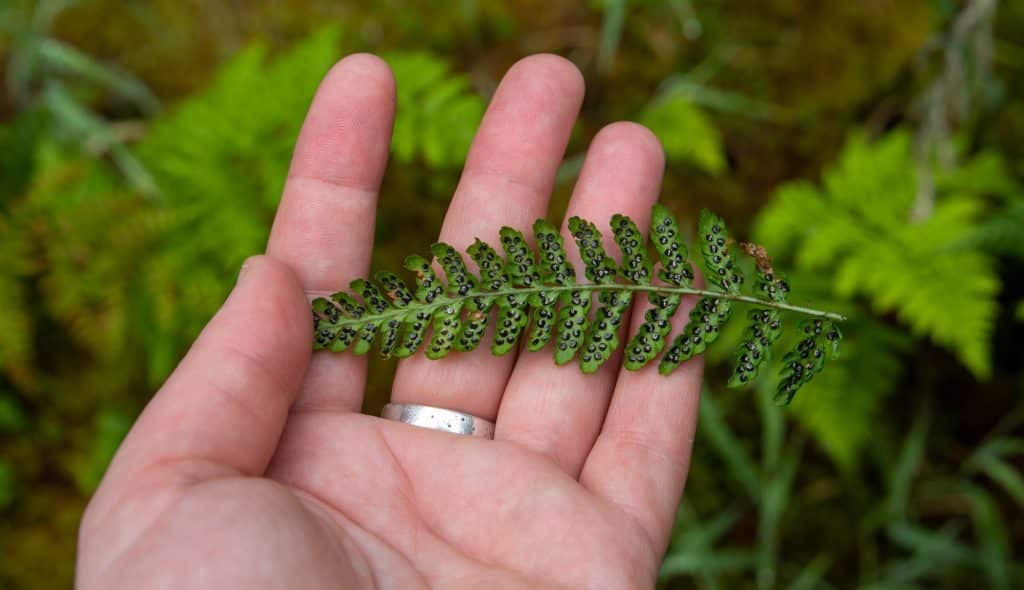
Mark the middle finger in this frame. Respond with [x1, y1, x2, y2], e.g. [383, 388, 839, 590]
[495, 122, 665, 476]
[389, 54, 584, 421]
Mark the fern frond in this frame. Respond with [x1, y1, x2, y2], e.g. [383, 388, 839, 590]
[386, 52, 485, 168]
[657, 210, 741, 374]
[956, 201, 1024, 260]
[774, 319, 842, 406]
[569, 216, 633, 373]
[638, 95, 725, 174]
[756, 130, 1002, 379]
[623, 205, 693, 369]
[788, 316, 912, 470]
[728, 249, 789, 387]
[528, 220, 574, 352]
[0, 214, 31, 368]
[312, 204, 845, 403]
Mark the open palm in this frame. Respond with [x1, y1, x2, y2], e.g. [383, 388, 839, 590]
[77, 54, 704, 589]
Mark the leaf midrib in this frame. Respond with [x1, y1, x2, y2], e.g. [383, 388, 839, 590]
[316, 283, 846, 328]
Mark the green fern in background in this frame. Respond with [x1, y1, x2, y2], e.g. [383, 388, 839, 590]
[130, 28, 345, 380]
[639, 95, 725, 174]
[0, 110, 46, 375]
[958, 200, 1024, 260]
[19, 29, 489, 385]
[719, 130, 1022, 472]
[755, 130, 1006, 379]
[711, 271, 914, 472]
[386, 52, 485, 168]
[0, 217, 30, 372]
[0, 31, 494, 553]
[20, 146, 176, 369]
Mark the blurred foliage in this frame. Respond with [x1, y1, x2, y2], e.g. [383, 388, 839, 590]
[746, 130, 1019, 471]
[758, 131, 1004, 380]
[387, 51, 485, 168]
[640, 94, 724, 174]
[1, 1, 1023, 589]
[664, 388, 1024, 588]
[1, 0, 160, 195]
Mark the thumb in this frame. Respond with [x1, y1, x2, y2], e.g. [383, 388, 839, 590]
[101, 255, 312, 488]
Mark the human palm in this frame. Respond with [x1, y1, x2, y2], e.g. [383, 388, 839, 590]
[77, 54, 703, 589]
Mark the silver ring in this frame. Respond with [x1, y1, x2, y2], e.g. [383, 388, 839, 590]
[381, 403, 495, 439]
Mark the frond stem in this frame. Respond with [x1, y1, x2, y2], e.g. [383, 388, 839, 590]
[309, 283, 847, 326]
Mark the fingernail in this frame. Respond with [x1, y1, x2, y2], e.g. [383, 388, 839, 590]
[236, 258, 255, 285]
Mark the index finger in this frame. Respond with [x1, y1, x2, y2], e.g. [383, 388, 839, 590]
[267, 53, 396, 413]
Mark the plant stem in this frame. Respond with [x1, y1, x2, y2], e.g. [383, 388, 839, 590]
[309, 283, 847, 326]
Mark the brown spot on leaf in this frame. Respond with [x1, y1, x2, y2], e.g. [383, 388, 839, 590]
[741, 242, 775, 275]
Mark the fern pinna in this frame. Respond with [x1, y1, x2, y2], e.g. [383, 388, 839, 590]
[311, 205, 845, 404]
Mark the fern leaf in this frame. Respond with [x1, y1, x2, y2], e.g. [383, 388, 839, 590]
[658, 297, 732, 374]
[570, 217, 618, 283]
[432, 242, 477, 296]
[365, 273, 415, 359]
[311, 204, 844, 399]
[727, 306, 782, 387]
[550, 222, 593, 364]
[554, 289, 592, 365]
[570, 216, 632, 373]
[349, 279, 391, 355]
[788, 316, 911, 470]
[651, 204, 696, 288]
[529, 220, 575, 351]
[658, 209, 742, 374]
[403, 254, 461, 359]
[375, 270, 415, 306]
[431, 242, 487, 353]
[371, 273, 411, 357]
[372, 274, 414, 358]
[624, 205, 693, 370]
[756, 130, 1001, 379]
[404, 255, 444, 304]
[500, 228, 540, 286]
[699, 209, 743, 294]
[638, 95, 725, 174]
[465, 238, 515, 356]
[728, 251, 789, 387]
[775, 319, 842, 406]
[402, 255, 449, 357]
[613, 214, 653, 284]
[385, 52, 485, 168]
[493, 228, 536, 356]
[311, 295, 355, 352]
[426, 300, 463, 359]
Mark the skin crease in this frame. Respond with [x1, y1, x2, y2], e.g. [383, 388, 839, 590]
[76, 54, 704, 589]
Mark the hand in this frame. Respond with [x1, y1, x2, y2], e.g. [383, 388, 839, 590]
[77, 54, 704, 589]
